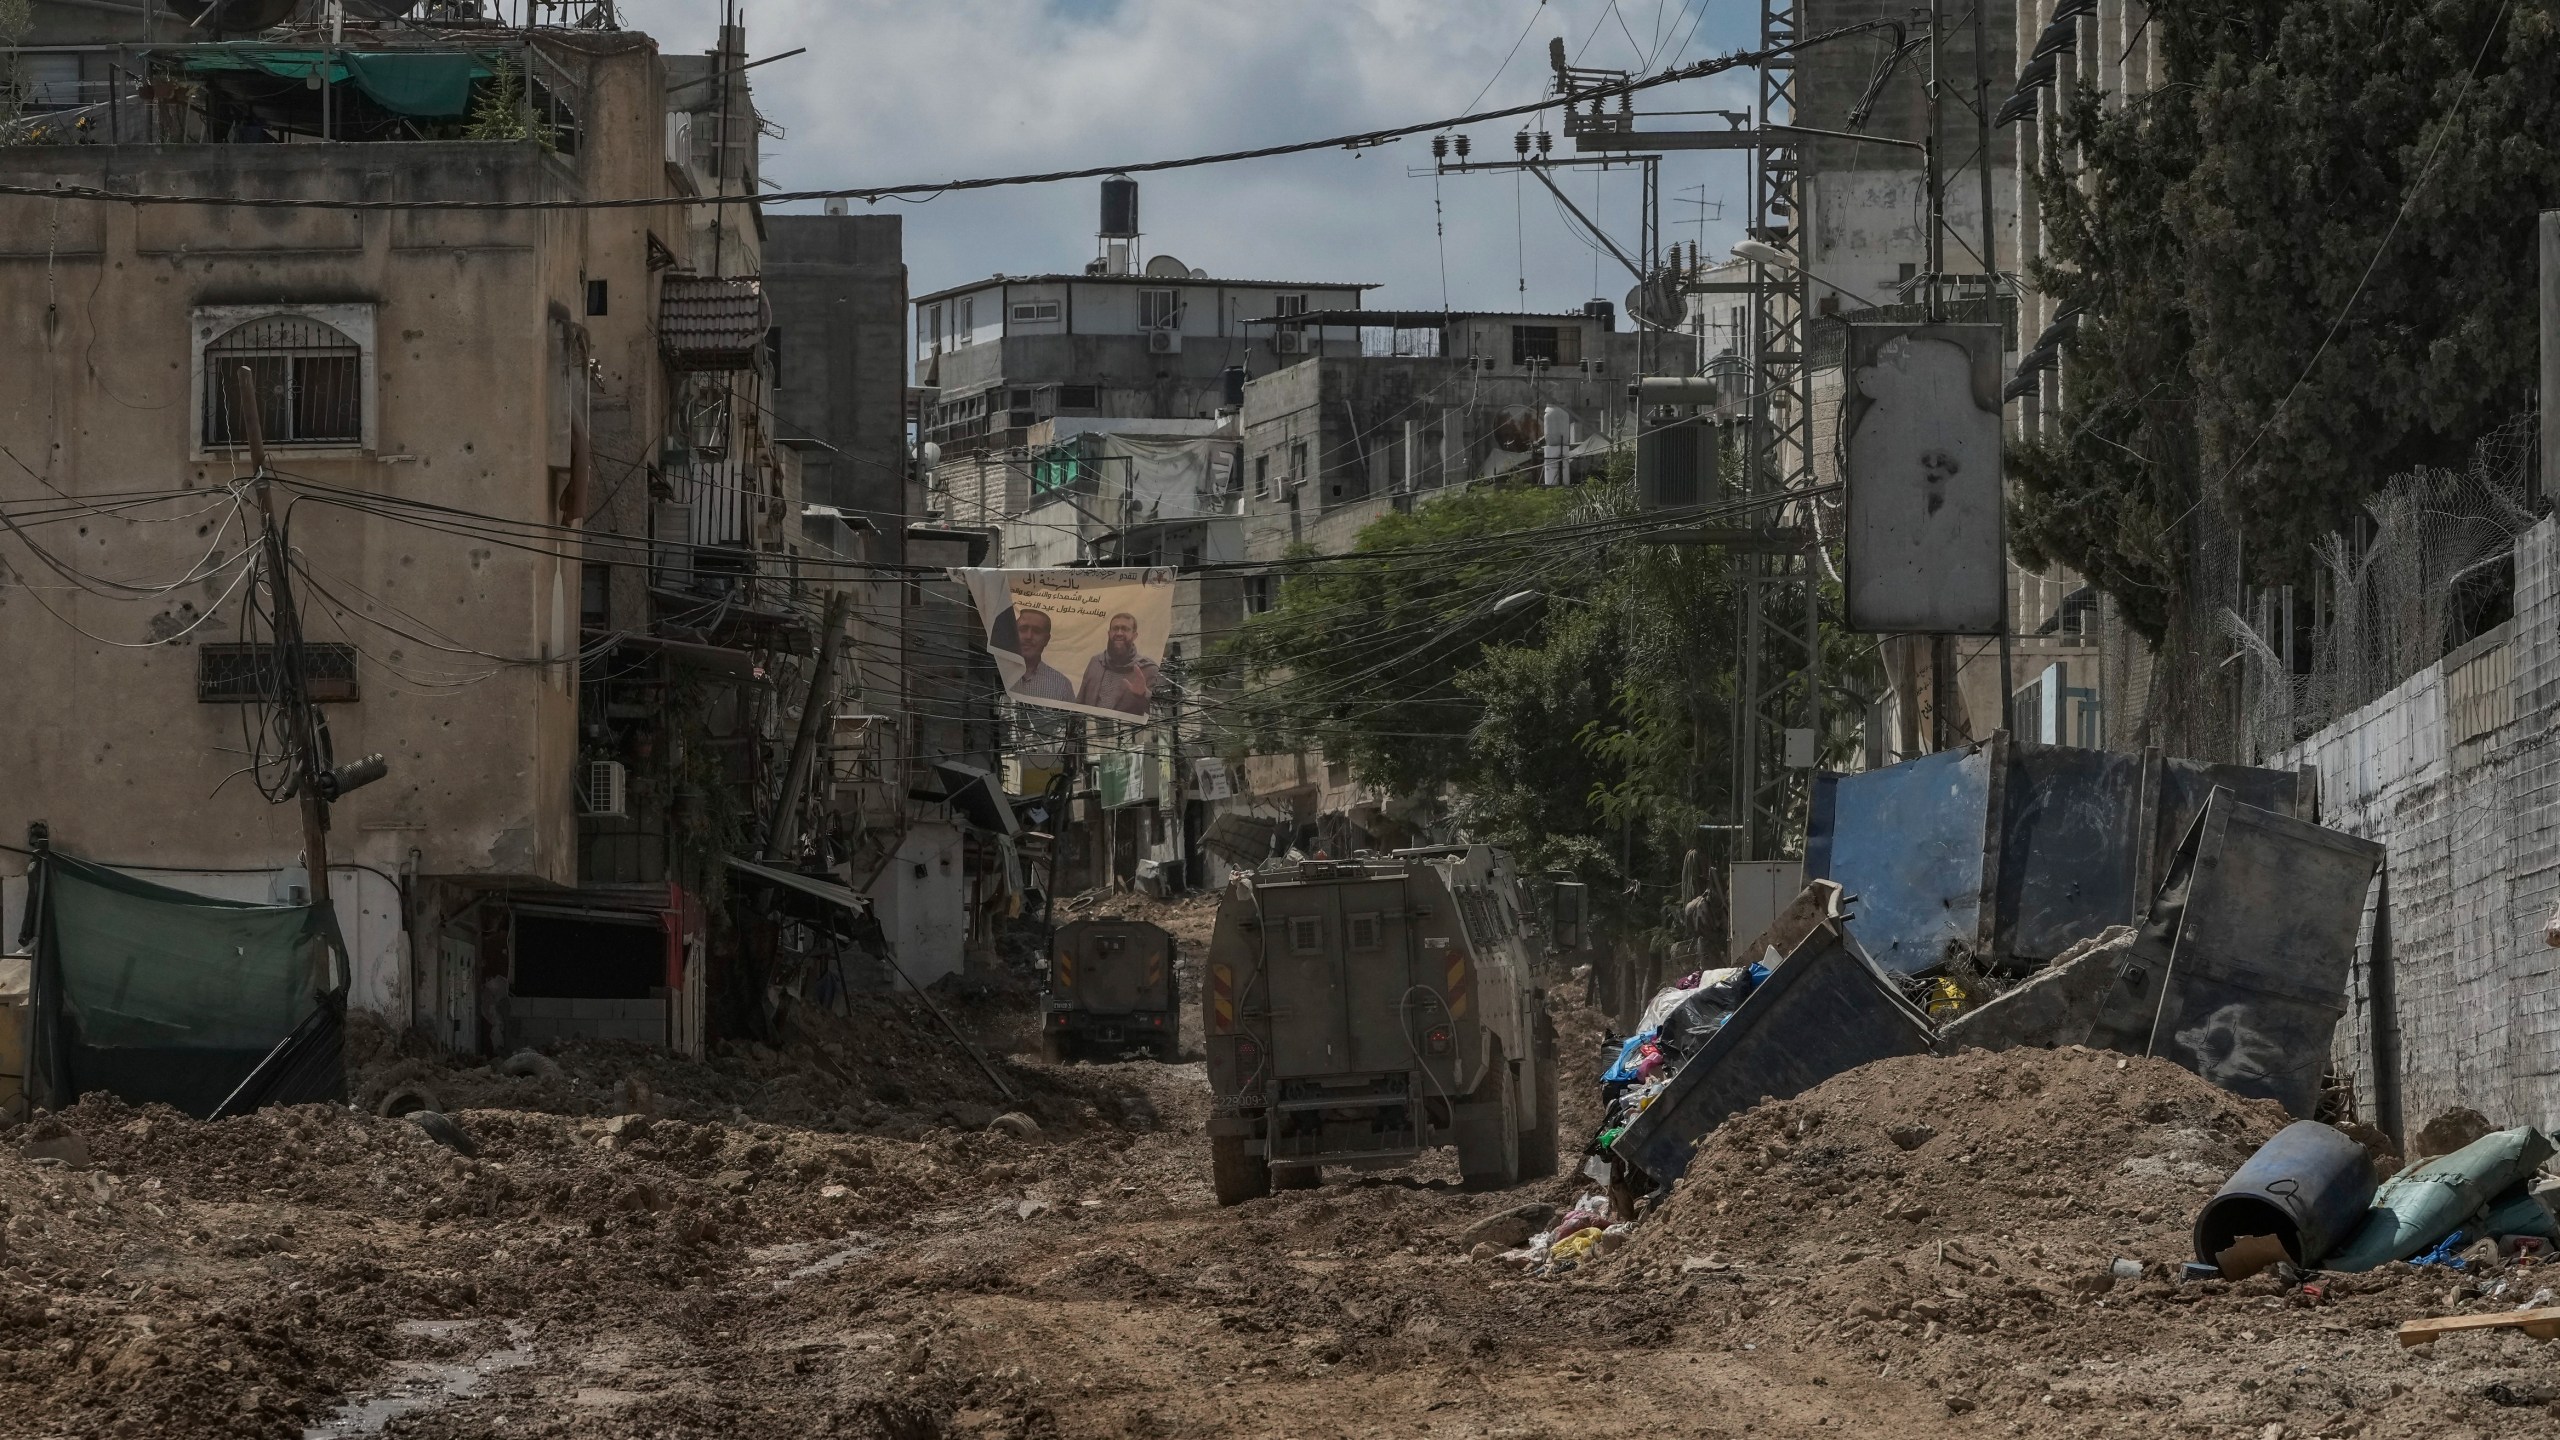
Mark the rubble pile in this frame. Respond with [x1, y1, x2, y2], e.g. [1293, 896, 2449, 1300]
[1629, 1046, 2288, 1268]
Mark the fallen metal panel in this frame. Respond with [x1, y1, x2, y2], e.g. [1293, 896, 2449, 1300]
[2149, 756, 2307, 903]
[1807, 740, 2000, 974]
[2097, 789, 2384, 1117]
[1994, 743, 2147, 963]
[1609, 921, 1935, 1182]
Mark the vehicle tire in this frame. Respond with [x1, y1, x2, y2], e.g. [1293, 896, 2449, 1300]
[1269, 1164, 1321, 1191]
[1152, 1033, 1181, 1065]
[1211, 1134, 1270, 1206]
[1041, 1030, 1071, 1065]
[1458, 1054, 1522, 1191]
[1520, 1008, 1562, 1179]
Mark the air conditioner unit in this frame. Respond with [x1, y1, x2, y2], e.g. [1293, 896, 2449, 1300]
[1147, 329, 1181, 355]
[581, 759, 628, 818]
[1273, 331, 1306, 356]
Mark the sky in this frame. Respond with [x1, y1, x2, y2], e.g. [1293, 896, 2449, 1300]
[613, 0, 1767, 318]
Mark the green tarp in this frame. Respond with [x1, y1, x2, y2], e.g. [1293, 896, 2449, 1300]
[181, 49, 493, 119]
[28, 851, 331, 1117]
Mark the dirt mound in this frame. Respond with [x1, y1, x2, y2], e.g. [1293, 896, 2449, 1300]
[346, 990, 1157, 1140]
[1627, 1044, 2286, 1270]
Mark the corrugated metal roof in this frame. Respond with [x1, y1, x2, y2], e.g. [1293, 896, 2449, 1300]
[660, 275, 770, 367]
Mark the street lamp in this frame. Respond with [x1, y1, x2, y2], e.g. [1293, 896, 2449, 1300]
[1729, 240, 1881, 310]
[1492, 589, 1592, 616]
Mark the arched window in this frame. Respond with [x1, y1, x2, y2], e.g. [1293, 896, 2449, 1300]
[202, 315, 363, 448]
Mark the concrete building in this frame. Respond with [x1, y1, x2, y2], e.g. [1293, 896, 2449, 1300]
[912, 179, 1374, 463]
[1204, 308, 1647, 865]
[0, 10, 909, 1061]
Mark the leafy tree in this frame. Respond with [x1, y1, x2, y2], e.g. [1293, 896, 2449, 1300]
[1212, 467, 1881, 942]
[2014, 0, 2560, 637]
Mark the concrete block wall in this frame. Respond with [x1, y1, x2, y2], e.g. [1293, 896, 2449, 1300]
[2282, 517, 2560, 1135]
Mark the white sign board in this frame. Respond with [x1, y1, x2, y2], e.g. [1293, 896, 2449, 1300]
[1842, 323, 2005, 634]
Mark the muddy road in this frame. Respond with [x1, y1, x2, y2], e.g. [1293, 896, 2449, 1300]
[2, 956, 2555, 1438]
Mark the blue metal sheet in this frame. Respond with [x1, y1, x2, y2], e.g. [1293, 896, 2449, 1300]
[1808, 742, 1998, 974]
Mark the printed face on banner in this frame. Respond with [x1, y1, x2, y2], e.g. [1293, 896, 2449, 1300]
[957, 567, 1176, 722]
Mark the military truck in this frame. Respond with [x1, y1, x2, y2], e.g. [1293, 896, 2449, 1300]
[1199, 846, 1559, 1204]
[1041, 917, 1180, 1063]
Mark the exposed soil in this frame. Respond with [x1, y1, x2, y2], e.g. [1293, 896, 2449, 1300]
[3, 914, 2555, 1439]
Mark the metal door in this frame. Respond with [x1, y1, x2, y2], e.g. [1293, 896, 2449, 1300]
[1080, 928, 1150, 1013]
[439, 927, 478, 1055]
[1262, 887, 1349, 1076]
[1334, 877, 1416, 1072]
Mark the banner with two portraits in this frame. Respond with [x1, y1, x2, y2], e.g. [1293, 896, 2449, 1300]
[954, 567, 1175, 723]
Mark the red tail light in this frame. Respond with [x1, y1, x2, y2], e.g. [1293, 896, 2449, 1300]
[1425, 1026, 1452, 1056]
[1233, 1036, 1261, 1070]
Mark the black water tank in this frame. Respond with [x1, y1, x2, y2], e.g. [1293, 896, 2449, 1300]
[1584, 298, 1616, 331]
[1101, 176, 1140, 238]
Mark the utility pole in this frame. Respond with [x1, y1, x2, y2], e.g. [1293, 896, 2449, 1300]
[231, 368, 332, 924]
[763, 588, 851, 862]
[1975, 0, 2014, 717]
[230, 367, 385, 991]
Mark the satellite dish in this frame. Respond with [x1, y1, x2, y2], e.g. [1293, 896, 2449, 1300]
[1625, 274, 1686, 331]
[1144, 254, 1191, 279]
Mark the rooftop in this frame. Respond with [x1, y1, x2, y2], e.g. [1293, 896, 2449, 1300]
[1240, 308, 1622, 328]
[911, 273, 1381, 306]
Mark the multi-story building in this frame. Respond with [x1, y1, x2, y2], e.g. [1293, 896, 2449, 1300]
[1206, 306, 1647, 864]
[0, 7, 909, 1066]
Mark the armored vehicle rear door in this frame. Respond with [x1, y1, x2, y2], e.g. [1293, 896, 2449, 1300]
[1261, 886, 1351, 1076]
[1335, 875, 1420, 1071]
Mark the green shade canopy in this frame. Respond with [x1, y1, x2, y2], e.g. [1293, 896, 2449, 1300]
[181, 49, 495, 119]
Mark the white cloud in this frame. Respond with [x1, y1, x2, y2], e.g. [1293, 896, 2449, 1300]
[616, 1, 1764, 317]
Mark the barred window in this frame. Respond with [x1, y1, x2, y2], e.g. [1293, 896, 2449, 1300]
[203, 315, 364, 448]
[196, 643, 360, 704]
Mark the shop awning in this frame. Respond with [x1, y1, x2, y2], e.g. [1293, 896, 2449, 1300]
[181, 49, 493, 119]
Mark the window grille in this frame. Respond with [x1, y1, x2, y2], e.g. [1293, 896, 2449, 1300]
[203, 316, 363, 448]
[196, 643, 359, 703]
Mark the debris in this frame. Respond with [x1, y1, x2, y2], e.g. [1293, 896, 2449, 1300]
[2213, 1234, 2290, 1280]
[403, 1110, 477, 1158]
[1610, 918, 1934, 1184]
[989, 1111, 1042, 1139]
[2194, 1120, 2378, 1268]
[1934, 926, 2134, 1053]
[1014, 1198, 1049, 1221]
[601, 1113, 650, 1150]
[1885, 1123, 1936, 1152]
[2396, 1307, 2560, 1347]
[496, 1050, 564, 1084]
[943, 1101, 999, 1132]
[21, 1128, 93, 1170]
[1456, 1203, 1556, 1253]
[2109, 1257, 2144, 1280]
[2414, 1107, 2496, 1161]
[2328, 1127, 2557, 1272]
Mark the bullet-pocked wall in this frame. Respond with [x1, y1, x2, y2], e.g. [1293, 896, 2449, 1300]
[0, 30, 687, 896]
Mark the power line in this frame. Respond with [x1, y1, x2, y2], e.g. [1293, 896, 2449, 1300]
[0, 25, 1887, 212]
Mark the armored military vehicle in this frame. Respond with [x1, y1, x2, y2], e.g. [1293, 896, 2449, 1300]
[1199, 846, 1558, 1204]
[1042, 917, 1179, 1063]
